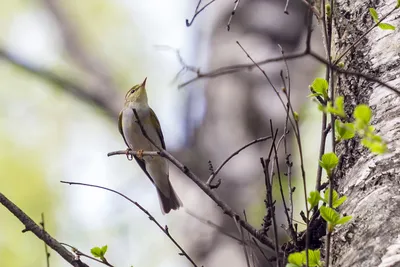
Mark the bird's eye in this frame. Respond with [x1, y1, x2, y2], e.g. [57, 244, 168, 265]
[125, 85, 140, 99]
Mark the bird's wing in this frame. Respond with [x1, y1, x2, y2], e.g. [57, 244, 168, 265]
[149, 108, 166, 149]
[118, 110, 129, 147]
[119, 110, 155, 184]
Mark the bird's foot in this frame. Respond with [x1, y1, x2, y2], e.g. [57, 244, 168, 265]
[136, 149, 144, 160]
[125, 148, 133, 161]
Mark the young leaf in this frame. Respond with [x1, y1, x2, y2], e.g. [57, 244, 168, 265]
[335, 96, 346, 117]
[91, 247, 102, 258]
[324, 189, 337, 204]
[354, 104, 372, 126]
[335, 120, 355, 141]
[310, 78, 329, 99]
[320, 206, 340, 225]
[308, 191, 322, 209]
[333, 195, 347, 208]
[288, 252, 304, 266]
[101, 245, 108, 256]
[308, 249, 322, 267]
[369, 8, 379, 22]
[378, 23, 395, 30]
[319, 152, 339, 176]
[336, 215, 352, 225]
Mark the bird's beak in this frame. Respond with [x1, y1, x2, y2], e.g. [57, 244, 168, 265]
[141, 77, 147, 87]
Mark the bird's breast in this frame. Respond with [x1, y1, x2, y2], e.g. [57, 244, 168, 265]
[121, 107, 162, 154]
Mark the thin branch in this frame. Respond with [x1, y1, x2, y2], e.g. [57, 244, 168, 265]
[42, 0, 114, 87]
[0, 48, 119, 119]
[261, 155, 281, 267]
[206, 135, 272, 187]
[233, 215, 251, 267]
[227, 0, 241, 31]
[60, 243, 113, 267]
[40, 213, 51, 267]
[60, 181, 198, 267]
[0, 192, 89, 267]
[309, 51, 400, 96]
[185, 209, 243, 243]
[178, 52, 306, 88]
[107, 150, 160, 157]
[186, 0, 217, 27]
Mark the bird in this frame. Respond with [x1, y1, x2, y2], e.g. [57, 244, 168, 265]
[118, 78, 182, 214]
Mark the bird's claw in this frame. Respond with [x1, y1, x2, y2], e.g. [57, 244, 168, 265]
[125, 148, 133, 161]
[137, 149, 144, 160]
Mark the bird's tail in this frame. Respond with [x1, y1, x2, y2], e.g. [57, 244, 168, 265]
[156, 182, 183, 215]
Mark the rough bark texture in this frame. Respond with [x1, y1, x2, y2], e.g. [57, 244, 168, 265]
[332, 0, 400, 266]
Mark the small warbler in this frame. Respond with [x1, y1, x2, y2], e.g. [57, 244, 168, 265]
[118, 78, 182, 214]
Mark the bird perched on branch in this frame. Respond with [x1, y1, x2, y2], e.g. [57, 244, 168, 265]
[118, 78, 182, 214]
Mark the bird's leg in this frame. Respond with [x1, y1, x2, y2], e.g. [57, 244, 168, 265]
[136, 149, 144, 160]
[125, 148, 133, 161]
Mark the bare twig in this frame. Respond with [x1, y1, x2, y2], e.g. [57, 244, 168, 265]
[177, 52, 306, 88]
[186, 0, 217, 27]
[233, 215, 251, 267]
[0, 192, 89, 267]
[261, 155, 281, 267]
[40, 213, 51, 267]
[227, 0, 241, 31]
[206, 136, 272, 187]
[60, 181, 198, 267]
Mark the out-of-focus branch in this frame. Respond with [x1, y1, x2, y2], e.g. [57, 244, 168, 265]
[0, 192, 89, 267]
[42, 0, 115, 91]
[0, 48, 119, 119]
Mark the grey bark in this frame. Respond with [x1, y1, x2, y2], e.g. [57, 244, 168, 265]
[332, 0, 400, 266]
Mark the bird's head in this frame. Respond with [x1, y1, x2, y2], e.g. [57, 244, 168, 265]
[125, 78, 148, 104]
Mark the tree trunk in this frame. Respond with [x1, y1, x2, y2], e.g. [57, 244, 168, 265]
[332, 0, 400, 266]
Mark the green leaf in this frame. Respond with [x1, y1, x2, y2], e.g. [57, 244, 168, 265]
[369, 8, 379, 22]
[333, 196, 347, 208]
[91, 247, 102, 258]
[335, 96, 345, 117]
[310, 78, 329, 99]
[101, 245, 108, 256]
[323, 189, 347, 208]
[379, 23, 396, 30]
[320, 206, 340, 225]
[294, 111, 299, 121]
[308, 191, 322, 209]
[308, 249, 322, 267]
[335, 120, 355, 141]
[397, 0, 400, 8]
[336, 215, 352, 225]
[288, 252, 304, 266]
[319, 152, 339, 176]
[323, 189, 337, 204]
[286, 264, 301, 267]
[354, 104, 372, 126]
